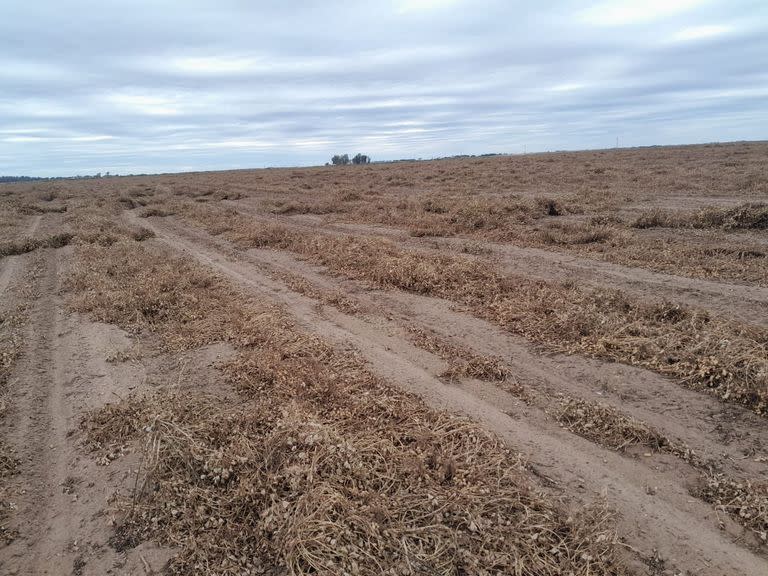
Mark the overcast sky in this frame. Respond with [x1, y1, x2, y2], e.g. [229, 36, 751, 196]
[1, 0, 766, 176]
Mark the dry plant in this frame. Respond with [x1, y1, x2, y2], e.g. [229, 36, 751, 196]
[554, 397, 673, 452]
[73, 238, 626, 576]
[632, 202, 768, 230]
[67, 210, 155, 246]
[698, 474, 768, 542]
[0, 311, 24, 519]
[19, 203, 67, 214]
[138, 206, 175, 218]
[67, 241, 249, 351]
[0, 259, 43, 545]
[406, 327, 514, 385]
[0, 232, 72, 257]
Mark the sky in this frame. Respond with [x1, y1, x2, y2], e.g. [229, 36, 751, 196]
[1, 0, 767, 176]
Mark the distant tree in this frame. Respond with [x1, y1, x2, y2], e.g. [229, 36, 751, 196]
[331, 154, 350, 165]
[352, 153, 370, 165]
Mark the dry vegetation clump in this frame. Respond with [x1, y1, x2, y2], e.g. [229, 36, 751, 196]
[67, 212, 155, 246]
[0, 441, 18, 478]
[19, 203, 67, 214]
[537, 223, 617, 246]
[67, 241, 248, 350]
[211, 189, 244, 201]
[268, 198, 336, 216]
[35, 188, 58, 202]
[406, 327, 514, 385]
[554, 397, 674, 452]
[632, 202, 768, 230]
[597, 234, 768, 285]
[0, 311, 24, 393]
[0, 309, 25, 530]
[406, 195, 577, 238]
[0, 440, 19, 545]
[630, 209, 674, 230]
[170, 183, 244, 203]
[75, 240, 625, 575]
[114, 184, 167, 209]
[698, 474, 768, 542]
[182, 205, 768, 414]
[0, 204, 24, 244]
[87, 390, 621, 575]
[0, 261, 42, 545]
[0, 232, 72, 257]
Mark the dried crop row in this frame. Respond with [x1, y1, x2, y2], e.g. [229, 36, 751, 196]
[178, 203, 768, 415]
[0, 233, 72, 258]
[72, 238, 625, 575]
[632, 203, 768, 230]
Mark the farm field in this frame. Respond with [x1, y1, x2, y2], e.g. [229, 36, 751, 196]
[0, 141, 767, 575]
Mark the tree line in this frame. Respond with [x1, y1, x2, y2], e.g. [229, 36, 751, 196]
[329, 153, 371, 165]
[0, 172, 124, 183]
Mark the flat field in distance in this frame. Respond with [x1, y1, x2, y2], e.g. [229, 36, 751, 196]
[1, 141, 766, 575]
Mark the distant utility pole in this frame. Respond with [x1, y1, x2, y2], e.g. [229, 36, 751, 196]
[523, 144, 526, 155]
[616, 136, 619, 148]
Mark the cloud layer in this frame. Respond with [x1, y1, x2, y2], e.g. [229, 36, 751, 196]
[1, 0, 766, 175]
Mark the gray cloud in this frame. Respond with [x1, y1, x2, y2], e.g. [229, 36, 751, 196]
[1, 0, 766, 175]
